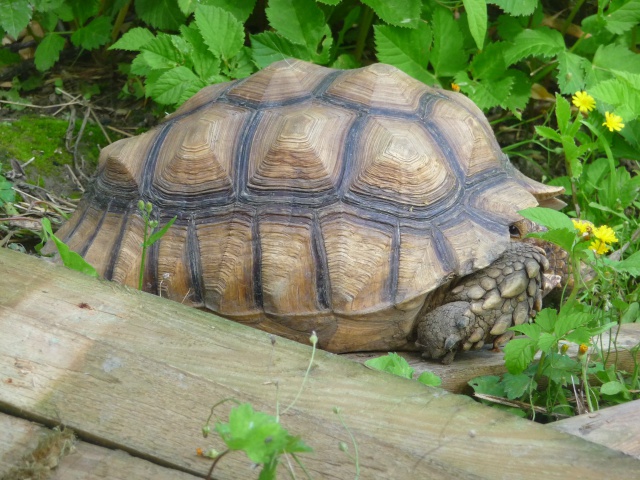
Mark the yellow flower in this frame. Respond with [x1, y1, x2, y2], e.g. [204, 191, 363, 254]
[572, 219, 593, 237]
[451, 83, 460, 92]
[594, 224, 618, 245]
[602, 111, 624, 132]
[572, 91, 596, 113]
[589, 239, 611, 255]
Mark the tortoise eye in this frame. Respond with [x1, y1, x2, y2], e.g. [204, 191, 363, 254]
[509, 224, 521, 238]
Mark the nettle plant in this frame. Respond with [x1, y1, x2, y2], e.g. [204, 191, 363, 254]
[470, 90, 640, 421]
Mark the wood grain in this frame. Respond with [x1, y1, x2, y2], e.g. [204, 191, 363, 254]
[1, 247, 639, 479]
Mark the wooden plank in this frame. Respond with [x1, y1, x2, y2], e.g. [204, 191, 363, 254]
[1, 247, 639, 479]
[550, 399, 640, 460]
[0, 412, 201, 479]
[347, 323, 640, 394]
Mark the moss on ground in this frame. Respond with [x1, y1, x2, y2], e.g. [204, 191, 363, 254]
[0, 114, 110, 197]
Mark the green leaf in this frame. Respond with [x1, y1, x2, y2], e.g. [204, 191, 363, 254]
[147, 67, 206, 106]
[518, 207, 575, 231]
[454, 72, 513, 110]
[502, 68, 531, 115]
[554, 312, 591, 338]
[200, 0, 257, 23]
[141, 33, 182, 69]
[430, 6, 467, 77]
[490, 0, 538, 16]
[536, 332, 557, 353]
[266, 0, 331, 61]
[374, 22, 436, 85]
[195, 5, 245, 61]
[177, 0, 196, 15]
[564, 327, 592, 345]
[504, 338, 537, 374]
[614, 251, 640, 275]
[110, 27, 155, 51]
[534, 308, 557, 333]
[509, 323, 541, 339]
[556, 50, 587, 94]
[621, 302, 639, 324]
[361, 0, 420, 28]
[0, 175, 15, 204]
[470, 41, 508, 79]
[417, 371, 442, 387]
[468, 375, 505, 396]
[34, 33, 66, 71]
[555, 93, 571, 135]
[600, 381, 626, 396]
[502, 372, 533, 400]
[604, 0, 640, 35]
[588, 44, 640, 87]
[0, 0, 31, 38]
[250, 32, 310, 68]
[463, 0, 487, 50]
[71, 16, 112, 50]
[527, 228, 576, 253]
[535, 125, 562, 142]
[41, 218, 98, 277]
[145, 216, 177, 246]
[180, 25, 222, 82]
[135, 0, 186, 30]
[504, 27, 564, 66]
[365, 353, 414, 379]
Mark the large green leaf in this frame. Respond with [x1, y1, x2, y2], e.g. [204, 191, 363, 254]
[361, 0, 420, 28]
[41, 218, 98, 278]
[518, 207, 575, 231]
[463, 0, 487, 50]
[34, 33, 66, 71]
[0, 0, 31, 38]
[266, 0, 331, 62]
[195, 5, 244, 61]
[71, 16, 112, 50]
[110, 27, 155, 51]
[504, 27, 564, 65]
[147, 66, 206, 105]
[430, 6, 467, 77]
[140, 33, 182, 69]
[135, 0, 186, 30]
[199, 0, 257, 22]
[365, 353, 414, 379]
[604, 0, 640, 35]
[250, 32, 310, 68]
[374, 22, 437, 85]
[490, 0, 538, 16]
[180, 25, 223, 82]
[504, 338, 537, 374]
[556, 50, 588, 94]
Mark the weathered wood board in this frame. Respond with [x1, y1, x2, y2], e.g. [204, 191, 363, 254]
[1, 247, 640, 479]
[551, 399, 640, 460]
[0, 412, 200, 479]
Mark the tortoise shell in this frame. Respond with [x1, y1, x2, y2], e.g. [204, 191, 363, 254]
[51, 60, 562, 352]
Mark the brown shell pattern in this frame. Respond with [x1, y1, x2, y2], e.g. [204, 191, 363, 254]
[50, 60, 562, 352]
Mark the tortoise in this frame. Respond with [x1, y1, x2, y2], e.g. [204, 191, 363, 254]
[45, 59, 565, 363]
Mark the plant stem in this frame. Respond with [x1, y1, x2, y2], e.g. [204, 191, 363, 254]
[138, 213, 148, 291]
[354, 5, 374, 63]
[562, 0, 586, 35]
[111, 0, 132, 43]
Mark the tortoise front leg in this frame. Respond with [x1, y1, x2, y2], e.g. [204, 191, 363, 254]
[416, 242, 549, 364]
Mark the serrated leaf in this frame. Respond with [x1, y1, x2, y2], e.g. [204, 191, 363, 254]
[430, 6, 467, 77]
[502, 68, 531, 115]
[502, 373, 533, 400]
[468, 375, 506, 396]
[365, 353, 414, 379]
[0, 48, 20, 67]
[71, 16, 112, 50]
[417, 371, 442, 387]
[228, 46, 255, 79]
[600, 381, 626, 396]
[528, 228, 576, 253]
[177, 0, 196, 15]
[535, 125, 562, 142]
[490, 0, 538, 16]
[195, 5, 244, 61]
[135, 0, 186, 30]
[130, 54, 153, 76]
[554, 312, 591, 338]
[374, 22, 436, 85]
[34, 33, 66, 71]
[536, 332, 557, 353]
[504, 338, 537, 374]
[470, 41, 508, 79]
[463, 0, 487, 50]
[147, 66, 206, 105]
[509, 323, 541, 339]
[250, 31, 310, 68]
[111, 27, 155, 51]
[199, 0, 257, 23]
[141, 33, 182, 69]
[266, 0, 331, 62]
[504, 27, 564, 66]
[564, 327, 593, 345]
[361, 0, 420, 28]
[32, 0, 65, 12]
[587, 44, 640, 87]
[533, 309, 556, 332]
[0, 0, 31, 38]
[456, 74, 513, 110]
[556, 50, 587, 94]
[604, 0, 640, 35]
[519, 207, 575, 231]
[180, 25, 222, 81]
